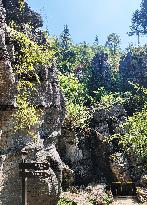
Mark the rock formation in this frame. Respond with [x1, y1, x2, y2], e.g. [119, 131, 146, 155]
[0, 0, 66, 204]
[89, 52, 112, 92]
[0, 1, 146, 204]
[120, 51, 147, 90]
[58, 103, 129, 188]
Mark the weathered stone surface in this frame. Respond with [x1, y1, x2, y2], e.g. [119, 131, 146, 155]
[136, 187, 147, 203]
[58, 103, 127, 187]
[93, 104, 126, 136]
[86, 183, 113, 205]
[120, 51, 147, 89]
[2, 0, 43, 29]
[109, 152, 131, 182]
[139, 175, 147, 187]
[90, 51, 112, 91]
[0, 1, 66, 205]
[0, 1, 16, 105]
[58, 127, 94, 186]
[91, 104, 127, 182]
[136, 175, 147, 203]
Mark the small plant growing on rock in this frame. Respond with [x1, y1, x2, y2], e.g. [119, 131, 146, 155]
[58, 197, 77, 205]
[104, 193, 113, 205]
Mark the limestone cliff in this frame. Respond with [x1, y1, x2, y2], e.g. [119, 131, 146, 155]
[0, 0, 66, 204]
[120, 50, 147, 89]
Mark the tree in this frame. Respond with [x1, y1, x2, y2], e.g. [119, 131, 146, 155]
[58, 25, 75, 73]
[140, 0, 147, 34]
[129, 0, 147, 44]
[94, 35, 99, 46]
[105, 33, 121, 54]
[59, 24, 72, 50]
[129, 10, 142, 45]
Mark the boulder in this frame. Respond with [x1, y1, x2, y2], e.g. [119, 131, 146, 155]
[136, 187, 147, 203]
[109, 152, 131, 183]
[136, 175, 147, 203]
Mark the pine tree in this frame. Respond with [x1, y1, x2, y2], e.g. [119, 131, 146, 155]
[58, 25, 75, 73]
[94, 35, 99, 46]
[129, 0, 147, 44]
[105, 33, 121, 54]
[60, 24, 72, 50]
[140, 0, 147, 34]
[128, 10, 142, 45]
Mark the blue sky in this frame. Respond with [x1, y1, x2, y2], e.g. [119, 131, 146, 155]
[27, 0, 146, 48]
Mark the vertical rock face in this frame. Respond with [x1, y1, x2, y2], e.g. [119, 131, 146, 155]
[58, 127, 94, 187]
[58, 103, 129, 188]
[0, 0, 16, 105]
[120, 51, 147, 89]
[109, 152, 131, 182]
[2, 0, 43, 28]
[57, 104, 128, 187]
[90, 52, 111, 91]
[0, 1, 65, 204]
[91, 104, 128, 182]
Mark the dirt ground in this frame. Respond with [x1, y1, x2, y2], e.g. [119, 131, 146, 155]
[113, 197, 146, 205]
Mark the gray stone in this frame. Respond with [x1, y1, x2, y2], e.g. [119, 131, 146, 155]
[120, 51, 147, 89]
[0, 0, 66, 204]
[109, 152, 131, 182]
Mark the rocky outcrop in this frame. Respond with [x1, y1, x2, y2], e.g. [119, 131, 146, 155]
[58, 104, 128, 188]
[91, 104, 128, 182]
[0, 0, 16, 105]
[109, 152, 131, 182]
[89, 52, 112, 92]
[136, 175, 147, 203]
[2, 0, 43, 29]
[58, 127, 95, 187]
[120, 50, 147, 89]
[0, 1, 66, 204]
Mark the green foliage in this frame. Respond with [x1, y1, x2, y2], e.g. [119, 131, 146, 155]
[73, 42, 95, 89]
[9, 27, 56, 138]
[140, 0, 147, 34]
[58, 73, 91, 127]
[59, 25, 72, 50]
[92, 87, 125, 108]
[100, 93, 124, 108]
[73, 42, 95, 68]
[57, 25, 76, 73]
[108, 50, 121, 71]
[103, 193, 113, 205]
[94, 35, 99, 46]
[92, 87, 108, 102]
[11, 28, 55, 75]
[111, 103, 147, 166]
[12, 80, 40, 138]
[58, 198, 77, 205]
[18, 0, 25, 10]
[58, 73, 85, 104]
[129, 0, 147, 39]
[122, 82, 147, 114]
[13, 96, 39, 138]
[129, 9, 142, 44]
[66, 102, 90, 128]
[105, 33, 121, 54]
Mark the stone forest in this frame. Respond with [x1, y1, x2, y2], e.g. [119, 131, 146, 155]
[0, 0, 147, 204]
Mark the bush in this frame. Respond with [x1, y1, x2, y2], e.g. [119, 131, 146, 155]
[58, 198, 77, 205]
